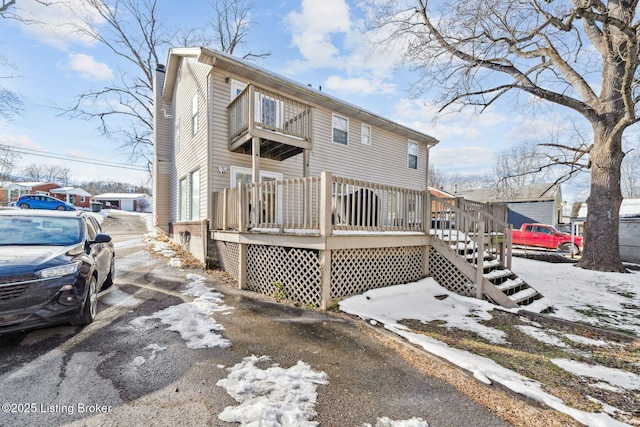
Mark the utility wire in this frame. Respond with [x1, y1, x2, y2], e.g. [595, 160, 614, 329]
[0, 143, 149, 171]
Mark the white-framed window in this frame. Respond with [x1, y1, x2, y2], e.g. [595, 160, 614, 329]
[408, 141, 418, 169]
[175, 118, 181, 152]
[81, 196, 86, 203]
[178, 178, 187, 221]
[361, 123, 371, 145]
[189, 169, 200, 221]
[191, 92, 199, 136]
[332, 114, 349, 145]
[231, 80, 246, 99]
[256, 94, 281, 128]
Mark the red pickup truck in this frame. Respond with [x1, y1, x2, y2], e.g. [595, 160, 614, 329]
[511, 223, 583, 255]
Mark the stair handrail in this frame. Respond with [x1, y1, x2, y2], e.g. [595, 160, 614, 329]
[455, 197, 513, 270]
[430, 195, 485, 276]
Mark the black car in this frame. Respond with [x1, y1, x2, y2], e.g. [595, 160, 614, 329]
[0, 210, 115, 334]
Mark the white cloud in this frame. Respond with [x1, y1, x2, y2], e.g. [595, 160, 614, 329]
[10, 0, 104, 50]
[0, 134, 44, 151]
[68, 53, 114, 81]
[284, 0, 352, 69]
[323, 75, 395, 95]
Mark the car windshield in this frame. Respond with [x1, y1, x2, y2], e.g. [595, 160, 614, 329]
[0, 216, 83, 246]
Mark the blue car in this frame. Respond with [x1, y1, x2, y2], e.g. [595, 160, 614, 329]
[16, 195, 75, 211]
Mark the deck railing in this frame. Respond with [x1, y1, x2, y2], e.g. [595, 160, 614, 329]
[211, 172, 427, 234]
[228, 84, 312, 143]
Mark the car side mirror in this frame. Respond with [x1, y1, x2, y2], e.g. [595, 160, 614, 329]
[90, 233, 112, 244]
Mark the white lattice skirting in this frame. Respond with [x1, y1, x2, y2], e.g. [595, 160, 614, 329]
[428, 246, 476, 297]
[215, 241, 240, 280]
[247, 245, 322, 306]
[330, 246, 423, 299]
[215, 241, 425, 307]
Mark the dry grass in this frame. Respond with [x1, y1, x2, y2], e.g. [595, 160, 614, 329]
[399, 309, 640, 425]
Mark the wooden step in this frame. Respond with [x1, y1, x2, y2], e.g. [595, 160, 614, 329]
[484, 269, 513, 281]
[496, 277, 526, 292]
[509, 287, 540, 305]
[483, 259, 502, 270]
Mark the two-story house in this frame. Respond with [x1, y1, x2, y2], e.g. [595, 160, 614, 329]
[153, 47, 543, 311]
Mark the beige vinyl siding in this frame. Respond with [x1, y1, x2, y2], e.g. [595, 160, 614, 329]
[208, 69, 427, 193]
[209, 70, 305, 194]
[153, 67, 172, 232]
[306, 107, 428, 190]
[171, 57, 211, 223]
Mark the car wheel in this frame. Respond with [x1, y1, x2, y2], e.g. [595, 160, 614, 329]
[56, 205, 66, 211]
[71, 276, 98, 325]
[559, 243, 580, 256]
[102, 258, 115, 290]
[19, 203, 30, 209]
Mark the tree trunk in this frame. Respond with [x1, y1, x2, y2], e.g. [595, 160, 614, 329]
[577, 122, 626, 272]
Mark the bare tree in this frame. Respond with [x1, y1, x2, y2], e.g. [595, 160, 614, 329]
[22, 164, 71, 184]
[59, 0, 170, 169]
[0, 144, 19, 184]
[176, 0, 269, 60]
[60, 0, 266, 172]
[0, 51, 21, 120]
[370, 0, 640, 272]
[621, 142, 640, 199]
[1, 0, 56, 21]
[492, 142, 551, 194]
[429, 166, 492, 194]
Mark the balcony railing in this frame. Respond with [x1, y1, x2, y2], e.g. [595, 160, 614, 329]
[228, 84, 312, 145]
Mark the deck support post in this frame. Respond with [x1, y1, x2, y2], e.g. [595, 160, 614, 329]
[303, 149, 310, 178]
[476, 218, 485, 299]
[319, 249, 331, 310]
[251, 136, 261, 225]
[423, 188, 431, 277]
[238, 242, 248, 289]
[320, 171, 333, 237]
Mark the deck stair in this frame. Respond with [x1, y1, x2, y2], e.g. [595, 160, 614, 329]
[429, 196, 546, 311]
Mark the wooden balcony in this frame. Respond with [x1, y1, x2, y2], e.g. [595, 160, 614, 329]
[227, 84, 313, 161]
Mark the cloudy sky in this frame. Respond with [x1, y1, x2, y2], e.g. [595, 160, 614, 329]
[0, 0, 594, 199]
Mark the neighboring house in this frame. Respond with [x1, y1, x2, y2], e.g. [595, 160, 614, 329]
[154, 47, 438, 262]
[457, 183, 563, 229]
[50, 187, 92, 209]
[0, 181, 61, 205]
[93, 193, 152, 212]
[575, 199, 640, 264]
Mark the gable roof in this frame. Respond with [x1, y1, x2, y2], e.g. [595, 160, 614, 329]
[161, 47, 439, 148]
[51, 187, 92, 197]
[457, 183, 561, 203]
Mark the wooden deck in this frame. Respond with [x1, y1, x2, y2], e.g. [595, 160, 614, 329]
[209, 173, 528, 309]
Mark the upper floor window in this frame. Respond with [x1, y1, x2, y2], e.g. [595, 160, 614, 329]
[361, 124, 371, 145]
[231, 80, 246, 99]
[332, 114, 349, 145]
[408, 141, 418, 169]
[191, 93, 199, 136]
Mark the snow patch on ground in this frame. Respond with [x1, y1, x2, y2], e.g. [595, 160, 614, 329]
[216, 355, 328, 426]
[551, 359, 640, 391]
[363, 418, 429, 427]
[130, 274, 231, 349]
